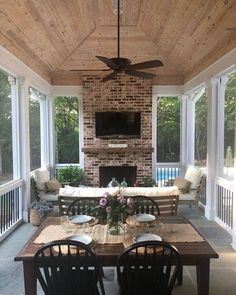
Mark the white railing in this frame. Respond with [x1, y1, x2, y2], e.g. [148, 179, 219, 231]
[0, 179, 23, 241]
[215, 177, 234, 231]
[155, 163, 182, 187]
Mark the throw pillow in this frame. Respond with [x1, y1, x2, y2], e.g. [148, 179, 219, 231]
[174, 176, 191, 194]
[46, 178, 61, 192]
[184, 166, 202, 189]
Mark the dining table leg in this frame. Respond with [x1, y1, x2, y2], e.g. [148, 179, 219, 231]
[23, 261, 37, 295]
[196, 258, 210, 295]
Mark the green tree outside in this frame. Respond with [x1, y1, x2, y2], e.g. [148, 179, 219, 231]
[224, 72, 236, 165]
[29, 94, 41, 171]
[0, 70, 13, 184]
[195, 90, 208, 167]
[55, 96, 79, 164]
[156, 97, 180, 162]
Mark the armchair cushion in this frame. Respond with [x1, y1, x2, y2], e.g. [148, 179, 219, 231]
[39, 191, 59, 202]
[46, 178, 61, 192]
[179, 190, 197, 201]
[174, 176, 191, 194]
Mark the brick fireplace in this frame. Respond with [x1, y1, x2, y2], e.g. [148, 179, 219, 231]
[82, 74, 153, 187]
[99, 166, 137, 187]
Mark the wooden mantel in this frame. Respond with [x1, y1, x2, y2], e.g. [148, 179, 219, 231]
[82, 147, 154, 154]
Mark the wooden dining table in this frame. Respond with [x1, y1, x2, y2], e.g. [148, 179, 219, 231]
[14, 215, 218, 295]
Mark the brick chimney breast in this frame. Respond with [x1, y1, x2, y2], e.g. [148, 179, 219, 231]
[83, 74, 153, 187]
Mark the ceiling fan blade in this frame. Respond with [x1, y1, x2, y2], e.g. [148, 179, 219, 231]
[129, 60, 163, 70]
[102, 72, 118, 82]
[96, 56, 119, 70]
[124, 69, 155, 79]
[70, 69, 111, 72]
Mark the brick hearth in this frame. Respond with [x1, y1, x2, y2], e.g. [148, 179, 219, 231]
[83, 74, 153, 186]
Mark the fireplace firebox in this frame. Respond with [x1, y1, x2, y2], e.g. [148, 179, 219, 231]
[99, 166, 137, 187]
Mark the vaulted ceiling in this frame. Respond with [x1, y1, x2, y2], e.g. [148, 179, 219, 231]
[0, 0, 236, 85]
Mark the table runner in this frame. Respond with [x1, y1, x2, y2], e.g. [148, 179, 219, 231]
[33, 223, 204, 245]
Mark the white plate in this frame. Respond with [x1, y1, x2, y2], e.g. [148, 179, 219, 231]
[67, 234, 92, 245]
[68, 215, 92, 224]
[134, 233, 162, 243]
[135, 214, 156, 223]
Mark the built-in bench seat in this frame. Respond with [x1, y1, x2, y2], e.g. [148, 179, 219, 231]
[59, 186, 180, 215]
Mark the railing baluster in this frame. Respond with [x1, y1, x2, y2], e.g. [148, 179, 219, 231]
[0, 184, 22, 238]
[0, 196, 2, 234]
[216, 182, 234, 230]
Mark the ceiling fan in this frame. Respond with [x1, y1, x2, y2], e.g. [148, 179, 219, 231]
[95, 0, 164, 82]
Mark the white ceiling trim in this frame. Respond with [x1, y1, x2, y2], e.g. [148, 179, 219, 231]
[152, 85, 183, 96]
[0, 45, 51, 95]
[52, 85, 83, 97]
[184, 47, 236, 94]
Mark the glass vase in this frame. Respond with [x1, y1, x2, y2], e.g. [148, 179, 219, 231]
[107, 178, 120, 187]
[107, 213, 124, 235]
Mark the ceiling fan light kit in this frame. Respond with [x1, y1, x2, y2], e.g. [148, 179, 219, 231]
[96, 0, 164, 82]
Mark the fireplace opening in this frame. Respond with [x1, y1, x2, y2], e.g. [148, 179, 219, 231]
[99, 166, 137, 187]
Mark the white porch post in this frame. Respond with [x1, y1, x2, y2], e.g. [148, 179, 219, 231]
[18, 77, 31, 219]
[205, 78, 218, 220]
[216, 76, 228, 176]
[232, 108, 236, 250]
[8, 76, 20, 179]
[180, 94, 195, 177]
[180, 95, 187, 170]
[185, 94, 195, 169]
[47, 94, 55, 170]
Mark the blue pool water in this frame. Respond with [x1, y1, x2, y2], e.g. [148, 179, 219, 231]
[156, 168, 180, 182]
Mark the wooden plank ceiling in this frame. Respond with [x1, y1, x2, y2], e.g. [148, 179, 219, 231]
[0, 0, 235, 85]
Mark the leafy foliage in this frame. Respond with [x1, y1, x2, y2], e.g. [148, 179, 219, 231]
[142, 175, 157, 187]
[56, 166, 85, 186]
[224, 72, 236, 161]
[0, 70, 13, 183]
[55, 97, 79, 164]
[195, 90, 208, 166]
[156, 97, 180, 162]
[29, 95, 41, 171]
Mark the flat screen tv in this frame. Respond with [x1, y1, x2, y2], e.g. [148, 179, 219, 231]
[95, 111, 141, 138]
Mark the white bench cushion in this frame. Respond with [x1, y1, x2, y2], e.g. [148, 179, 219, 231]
[59, 186, 120, 197]
[59, 186, 179, 198]
[120, 186, 179, 197]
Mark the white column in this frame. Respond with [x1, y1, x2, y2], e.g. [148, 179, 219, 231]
[216, 76, 228, 176]
[180, 95, 188, 174]
[79, 95, 84, 168]
[18, 77, 31, 220]
[40, 96, 47, 167]
[47, 94, 55, 170]
[232, 107, 236, 250]
[151, 94, 157, 179]
[185, 94, 195, 170]
[205, 78, 218, 220]
[187, 94, 195, 165]
[8, 75, 20, 179]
